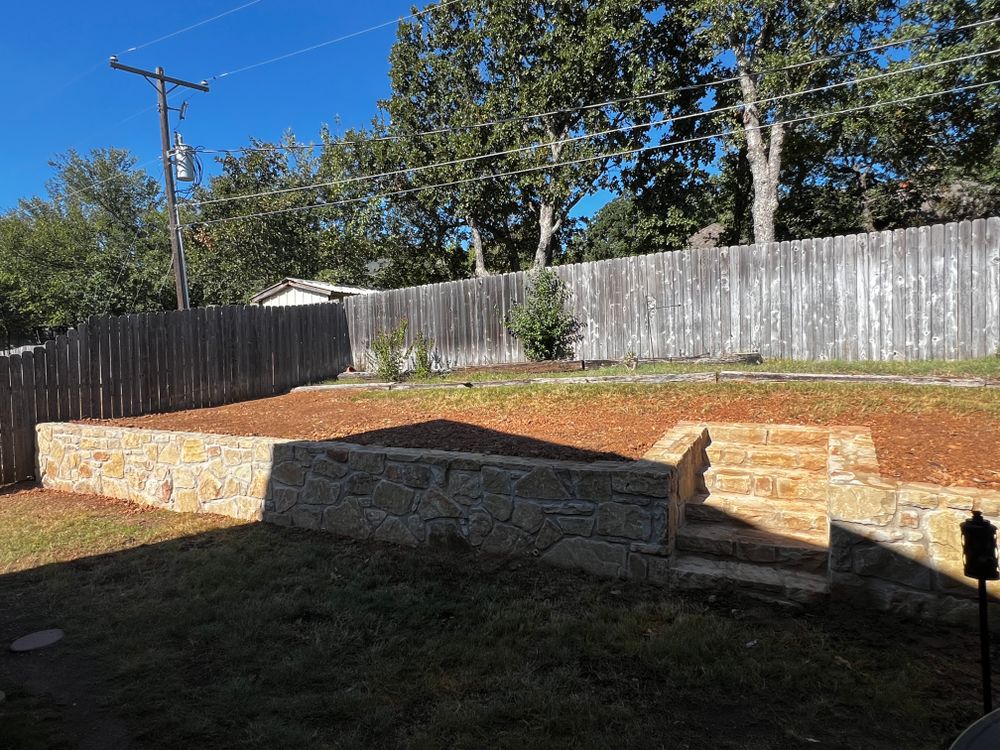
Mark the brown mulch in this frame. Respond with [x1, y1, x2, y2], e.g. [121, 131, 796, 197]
[95, 386, 1000, 491]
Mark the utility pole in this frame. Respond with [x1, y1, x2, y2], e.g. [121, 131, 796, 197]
[109, 57, 209, 310]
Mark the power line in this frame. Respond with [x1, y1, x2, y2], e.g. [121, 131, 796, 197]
[209, 0, 466, 80]
[117, 0, 267, 56]
[181, 77, 999, 229]
[201, 13, 1000, 147]
[189, 46, 1000, 208]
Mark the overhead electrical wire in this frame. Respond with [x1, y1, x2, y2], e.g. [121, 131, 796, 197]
[180, 77, 999, 229]
[200, 13, 1000, 151]
[188, 45, 1000, 208]
[116, 0, 267, 55]
[209, 0, 466, 80]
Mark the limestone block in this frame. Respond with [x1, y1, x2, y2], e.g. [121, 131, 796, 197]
[273, 488, 299, 513]
[540, 500, 595, 516]
[373, 516, 418, 546]
[534, 519, 562, 551]
[510, 501, 545, 533]
[468, 509, 494, 546]
[373, 480, 415, 515]
[448, 471, 484, 505]
[322, 499, 370, 539]
[176, 489, 200, 513]
[271, 461, 306, 487]
[482, 493, 513, 522]
[418, 488, 462, 521]
[573, 471, 612, 501]
[480, 523, 533, 556]
[596, 503, 652, 541]
[636, 553, 672, 585]
[180, 439, 207, 464]
[324, 446, 350, 463]
[347, 474, 379, 495]
[348, 451, 385, 474]
[159, 443, 180, 465]
[543, 537, 627, 578]
[198, 474, 223, 503]
[611, 471, 668, 499]
[514, 467, 568, 500]
[303, 476, 341, 505]
[385, 462, 433, 488]
[556, 516, 595, 536]
[248, 471, 270, 500]
[828, 482, 896, 526]
[312, 457, 350, 479]
[482, 466, 512, 495]
[896, 483, 943, 510]
[852, 541, 932, 590]
[233, 496, 263, 521]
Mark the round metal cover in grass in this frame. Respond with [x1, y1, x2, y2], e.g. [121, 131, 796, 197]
[9, 629, 64, 653]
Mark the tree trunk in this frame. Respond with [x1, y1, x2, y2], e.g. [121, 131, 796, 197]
[532, 122, 567, 269]
[533, 203, 561, 269]
[854, 167, 877, 233]
[469, 219, 488, 277]
[736, 51, 782, 245]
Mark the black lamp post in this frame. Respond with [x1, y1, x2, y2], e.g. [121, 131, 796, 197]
[961, 510, 999, 715]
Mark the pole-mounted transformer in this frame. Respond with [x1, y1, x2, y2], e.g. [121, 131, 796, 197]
[174, 133, 196, 183]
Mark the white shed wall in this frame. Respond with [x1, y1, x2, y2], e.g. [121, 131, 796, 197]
[260, 287, 329, 307]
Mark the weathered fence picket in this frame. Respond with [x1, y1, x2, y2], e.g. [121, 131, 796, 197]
[342, 217, 1000, 369]
[0, 303, 352, 485]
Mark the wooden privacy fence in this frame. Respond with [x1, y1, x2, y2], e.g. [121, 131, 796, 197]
[0, 303, 351, 486]
[343, 217, 1000, 368]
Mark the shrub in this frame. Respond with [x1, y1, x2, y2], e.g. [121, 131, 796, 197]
[412, 332, 434, 379]
[367, 320, 410, 382]
[505, 268, 581, 361]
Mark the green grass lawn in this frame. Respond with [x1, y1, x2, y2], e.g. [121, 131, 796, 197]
[405, 355, 1000, 384]
[0, 486, 993, 749]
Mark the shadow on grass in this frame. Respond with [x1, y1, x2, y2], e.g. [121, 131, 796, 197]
[0, 500, 990, 750]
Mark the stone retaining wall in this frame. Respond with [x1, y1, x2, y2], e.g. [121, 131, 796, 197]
[36, 422, 686, 583]
[35, 420, 998, 623]
[828, 427, 1000, 621]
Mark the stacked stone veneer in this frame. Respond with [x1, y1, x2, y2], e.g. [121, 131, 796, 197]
[36, 422, 708, 583]
[828, 427, 1000, 622]
[35, 419, 1000, 623]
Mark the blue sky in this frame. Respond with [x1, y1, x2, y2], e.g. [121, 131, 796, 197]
[0, 0, 610, 216]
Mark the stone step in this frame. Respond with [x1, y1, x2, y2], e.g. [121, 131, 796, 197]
[705, 442, 828, 473]
[668, 554, 830, 605]
[684, 493, 828, 540]
[675, 520, 828, 573]
[701, 465, 828, 502]
[697, 423, 831, 449]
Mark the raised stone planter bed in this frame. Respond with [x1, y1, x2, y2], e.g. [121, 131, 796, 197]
[34, 419, 1000, 624]
[35, 422, 709, 584]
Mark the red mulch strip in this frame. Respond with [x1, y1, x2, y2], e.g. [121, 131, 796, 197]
[95, 387, 1000, 491]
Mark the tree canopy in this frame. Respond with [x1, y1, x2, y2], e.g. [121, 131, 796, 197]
[2, 0, 997, 338]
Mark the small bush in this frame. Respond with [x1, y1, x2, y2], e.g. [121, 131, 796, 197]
[621, 350, 639, 371]
[367, 320, 410, 382]
[412, 332, 434, 378]
[505, 268, 581, 361]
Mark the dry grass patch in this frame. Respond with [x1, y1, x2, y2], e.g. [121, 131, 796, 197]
[0, 486, 994, 749]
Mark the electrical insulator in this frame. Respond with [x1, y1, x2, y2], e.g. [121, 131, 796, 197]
[174, 132, 196, 182]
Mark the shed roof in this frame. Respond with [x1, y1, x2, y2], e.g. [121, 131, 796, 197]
[251, 278, 376, 303]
